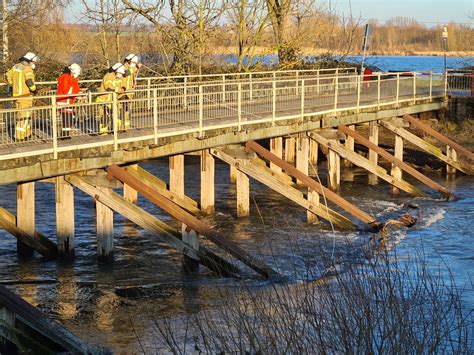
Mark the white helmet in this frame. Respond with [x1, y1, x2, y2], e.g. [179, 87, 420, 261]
[125, 53, 139, 64]
[112, 63, 126, 75]
[23, 52, 39, 62]
[69, 63, 81, 78]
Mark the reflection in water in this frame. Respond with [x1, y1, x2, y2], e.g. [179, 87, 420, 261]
[0, 158, 472, 352]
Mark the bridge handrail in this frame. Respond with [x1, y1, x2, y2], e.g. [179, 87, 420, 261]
[0, 70, 446, 160]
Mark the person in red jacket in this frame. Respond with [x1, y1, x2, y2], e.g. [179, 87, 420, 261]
[56, 63, 83, 138]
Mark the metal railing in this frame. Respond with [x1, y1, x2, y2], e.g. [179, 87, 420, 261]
[446, 70, 473, 97]
[0, 70, 446, 160]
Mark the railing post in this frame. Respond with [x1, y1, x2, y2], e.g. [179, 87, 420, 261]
[238, 82, 242, 131]
[199, 85, 204, 137]
[444, 72, 448, 98]
[429, 71, 433, 102]
[296, 71, 299, 95]
[413, 72, 417, 103]
[153, 88, 158, 144]
[334, 74, 339, 115]
[183, 76, 188, 109]
[88, 91, 92, 104]
[249, 73, 253, 100]
[356, 74, 361, 113]
[377, 73, 381, 109]
[317, 70, 320, 94]
[396, 73, 400, 106]
[52, 96, 58, 159]
[300, 79, 305, 122]
[272, 80, 276, 126]
[222, 75, 226, 103]
[147, 78, 152, 108]
[112, 92, 118, 151]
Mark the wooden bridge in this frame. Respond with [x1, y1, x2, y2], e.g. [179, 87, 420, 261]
[0, 68, 472, 280]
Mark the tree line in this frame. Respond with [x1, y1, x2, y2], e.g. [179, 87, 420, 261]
[1, 1, 473, 80]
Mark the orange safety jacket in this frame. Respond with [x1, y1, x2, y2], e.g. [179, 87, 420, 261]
[57, 72, 81, 111]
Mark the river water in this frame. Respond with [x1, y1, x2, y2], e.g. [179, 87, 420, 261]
[0, 57, 473, 352]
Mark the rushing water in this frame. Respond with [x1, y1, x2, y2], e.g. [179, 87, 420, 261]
[0, 57, 473, 352]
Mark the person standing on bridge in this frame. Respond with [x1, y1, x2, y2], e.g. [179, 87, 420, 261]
[5, 52, 39, 141]
[118, 54, 142, 131]
[56, 63, 85, 138]
[95, 63, 126, 135]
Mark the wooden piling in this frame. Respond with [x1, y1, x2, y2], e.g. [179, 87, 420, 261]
[123, 164, 138, 204]
[270, 137, 283, 173]
[446, 146, 457, 175]
[182, 225, 200, 272]
[368, 121, 379, 165]
[344, 125, 355, 167]
[309, 138, 319, 170]
[391, 135, 404, 195]
[285, 137, 296, 163]
[96, 187, 114, 262]
[169, 155, 185, 198]
[307, 188, 320, 225]
[230, 165, 238, 184]
[17, 182, 35, 257]
[55, 176, 75, 260]
[296, 136, 309, 184]
[201, 150, 215, 214]
[327, 140, 341, 191]
[236, 170, 250, 218]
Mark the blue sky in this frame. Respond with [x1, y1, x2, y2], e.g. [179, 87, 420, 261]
[332, 0, 473, 26]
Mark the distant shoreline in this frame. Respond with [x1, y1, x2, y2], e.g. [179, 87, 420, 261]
[210, 46, 474, 58]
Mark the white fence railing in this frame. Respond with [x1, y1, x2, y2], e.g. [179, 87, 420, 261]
[0, 70, 446, 160]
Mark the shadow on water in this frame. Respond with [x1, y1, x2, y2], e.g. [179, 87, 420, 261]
[0, 157, 472, 351]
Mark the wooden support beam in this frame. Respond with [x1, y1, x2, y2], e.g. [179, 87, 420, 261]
[285, 137, 296, 163]
[96, 187, 114, 262]
[368, 121, 379, 165]
[106, 165, 278, 279]
[296, 136, 309, 184]
[55, 176, 75, 260]
[213, 148, 354, 230]
[391, 134, 403, 195]
[236, 170, 250, 218]
[379, 121, 472, 175]
[270, 137, 283, 173]
[339, 125, 454, 199]
[0, 208, 57, 259]
[230, 165, 237, 184]
[200, 150, 215, 214]
[446, 146, 457, 175]
[344, 124, 355, 167]
[66, 175, 241, 278]
[327, 140, 341, 191]
[309, 138, 319, 165]
[245, 140, 380, 230]
[169, 155, 185, 198]
[123, 164, 138, 204]
[403, 114, 474, 161]
[309, 132, 424, 197]
[17, 182, 35, 257]
[124, 166, 200, 215]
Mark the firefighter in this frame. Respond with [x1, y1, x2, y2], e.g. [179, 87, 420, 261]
[6, 52, 39, 141]
[119, 54, 142, 130]
[56, 63, 83, 138]
[95, 63, 126, 135]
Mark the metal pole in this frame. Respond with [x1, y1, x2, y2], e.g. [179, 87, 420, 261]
[199, 85, 204, 137]
[52, 97, 58, 159]
[413, 73, 417, 103]
[356, 74, 361, 112]
[300, 79, 305, 121]
[222, 75, 226, 103]
[249, 73, 253, 100]
[112, 92, 118, 151]
[153, 89, 158, 144]
[238, 82, 242, 131]
[183, 76, 188, 109]
[334, 74, 339, 114]
[377, 74, 381, 109]
[396, 73, 400, 106]
[272, 80, 276, 125]
[429, 71, 433, 102]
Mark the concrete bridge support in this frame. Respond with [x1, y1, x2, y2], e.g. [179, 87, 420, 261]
[17, 182, 35, 257]
[55, 176, 75, 260]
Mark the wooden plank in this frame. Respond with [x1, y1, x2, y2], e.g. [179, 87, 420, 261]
[307, 188, 320, 225]
[66, 175, 241, 277]
[270, 137, 283, 173]
[236, 170, 250, 217]
[285, 137, 296, 163]
[327, 139, 340, 190]
[106, 165, 279, 279]
[245, 141, 380, 229]
[123, 164, 138, 204]
[380, 121, 472, 175]
[169, 155, 185, 198]
[0, 208, 57, 258]
[338, 125, 455, 200]
[55, 176, 75, 260]
[344, 124, 355, 167]
[212, 148, 354, 230]
[296, 136, 309, 184]
[368, 121, 379, 165]
[124, 165, 200, 215]
[309, 132, 425, 196]
[392, 134, 403, 195]
[96, 186, 114, 262]
[403, 114, 474, 161]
